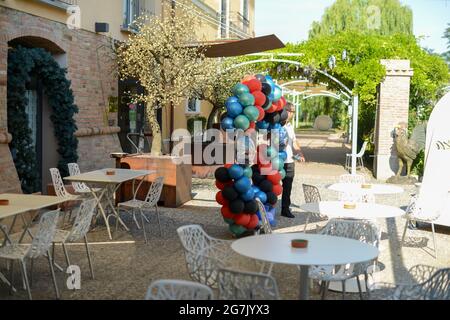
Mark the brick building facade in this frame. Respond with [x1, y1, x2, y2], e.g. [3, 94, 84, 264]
[0, 6, 122, 193]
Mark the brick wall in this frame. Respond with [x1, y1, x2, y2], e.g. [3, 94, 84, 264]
[0, 6, 123, 193]
[374, 59, 414, 180]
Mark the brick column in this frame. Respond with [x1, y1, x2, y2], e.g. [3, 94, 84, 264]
[374, 60, 414, 180]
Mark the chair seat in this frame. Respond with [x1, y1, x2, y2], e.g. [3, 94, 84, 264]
[75, 187, 102, 195]
[309, 265, 353, 281]
[52, 229, 71, 243]
[118, 199, 150, 209]
[0, 244, 29, 260]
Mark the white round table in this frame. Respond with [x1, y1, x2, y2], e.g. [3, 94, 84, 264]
[327, 183, 404, 195]
[300, 201, 405, 219]
[231, 233, 379, 300]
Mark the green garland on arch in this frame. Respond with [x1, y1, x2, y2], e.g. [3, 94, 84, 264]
[7, 46, 79, 193]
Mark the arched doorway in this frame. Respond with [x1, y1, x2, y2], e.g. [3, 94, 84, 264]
[7, 37, 78, 193]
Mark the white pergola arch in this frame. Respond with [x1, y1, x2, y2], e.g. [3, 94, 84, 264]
[226, 53, 360, 173]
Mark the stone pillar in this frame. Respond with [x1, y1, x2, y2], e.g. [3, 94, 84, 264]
[374, 60, 414, 180]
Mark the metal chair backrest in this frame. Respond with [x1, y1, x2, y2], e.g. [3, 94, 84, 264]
[177, 224, 212, 253]
[339, 174, 366, 184]
[50, 168, 70, 198]
[144, 177, 164, 207]
[67, 163, 90, 193]
[255, 199, 272, 234]
[320, 218, 380, 247]
[67, 198, 97, 242]
[145, 279, 214, 300]
[419, 268, 450, 300]
[302, 184, 321, 203]
[356, 141, 368, 157]
[27, 210, 60, 259]
[217, 268, 280, 300]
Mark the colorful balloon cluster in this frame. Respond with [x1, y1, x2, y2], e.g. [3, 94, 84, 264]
[215, 74, 290, 237]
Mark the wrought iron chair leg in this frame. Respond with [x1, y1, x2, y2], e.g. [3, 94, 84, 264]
[29, 258, 34, 288]
[156, 206, 163, 237]
[321, 281, 329, 300]
[19, 259, 32, 300]
[9, 260, 14, 296]
[84, 235, 95, 280]
[401, 218, 409, 245]
[304, 214, 310, 232]
[46, 250, 60, 299]
[62, 243, 71, 267]
[364, 272, 371, 299]
[139, 211, 148, 244]
[431, 223, 437, 259]
[342, 280, 346, 300]
[356, 276, 363, 300]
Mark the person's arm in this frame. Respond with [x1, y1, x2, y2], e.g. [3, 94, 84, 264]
[292, 138, 306, 162]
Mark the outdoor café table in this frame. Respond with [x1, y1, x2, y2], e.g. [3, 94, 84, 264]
[231, 233, 379, 300]
[327, 183, 404, 195]
[299, 201, 406, 220]
[0, 193, 68, 291]
[64, 168, 154, 240]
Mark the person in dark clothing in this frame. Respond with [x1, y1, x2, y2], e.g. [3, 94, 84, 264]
[281, 102, 305, 218]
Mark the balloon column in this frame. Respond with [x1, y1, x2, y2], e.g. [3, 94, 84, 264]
[215, 74, 289, 237]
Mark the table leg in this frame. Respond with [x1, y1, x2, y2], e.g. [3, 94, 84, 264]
[104, 184, 129, 232]
[0, 217, 19, 292]
[299, 265, 310, 300]
[88, 186, 113, 240]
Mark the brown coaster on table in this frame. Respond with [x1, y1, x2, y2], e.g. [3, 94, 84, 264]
[106, 170, 116, 176]
[0, 199, 10, 206]
[343, 203, 356, 209]
[291, 239, 308, 249]
[361, 184, 372, 189]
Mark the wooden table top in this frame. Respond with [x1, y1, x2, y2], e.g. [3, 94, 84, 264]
[0, 193, 66, 219]
[64, 168, 154, 184]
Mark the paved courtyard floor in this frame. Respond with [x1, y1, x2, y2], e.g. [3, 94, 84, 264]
[1, 133, 448, 300]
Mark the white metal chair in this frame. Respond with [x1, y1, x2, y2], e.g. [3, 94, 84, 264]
[0, 210, 61, 300]
[369, 265, 450, 300]
[346, 141, 368, 171]
[50, 168, 80, 226]
[145, 279, 214, 300]
[52, 198, 97, 280]
[255, 199, 272, 235]
[67, 163, 101, 196]
[401, 195, 440, 259]
[309, 218, 380, 300]
[217, 268, 281, 300]
[302, 184, 327, 231]
[339, 174, 366, 184]
[118, 176, 164, 243]
[177, 224, 235, 288]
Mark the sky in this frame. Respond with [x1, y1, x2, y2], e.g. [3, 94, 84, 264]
[255, 0, 450, 54]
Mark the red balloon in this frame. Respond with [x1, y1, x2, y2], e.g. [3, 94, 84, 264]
[280, 96, 287, 108]
[252, 91, 266, 107]
[234, 213, 251, 226]
[273, 184, 283, 196]
[224, 163, 233, 169]
[256, 106, 265, 121]
[249, 121, 256, 130]
[245, 214, 259, 230]
[267, 172, 282, 185]
[216, 191, 227, 205]
[273, 100, 284, 112]
[246, 79, 263, 93]
[221, 206, 234, 219]
[242, 74, 256, 83]
[266, 104, 277, 113]
[216, 180, 232, 190]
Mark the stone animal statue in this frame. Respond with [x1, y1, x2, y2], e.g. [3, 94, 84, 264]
[393, 122, 427, 177]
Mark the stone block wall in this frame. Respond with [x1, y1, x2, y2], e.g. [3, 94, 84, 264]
[374, 59, 413, 180]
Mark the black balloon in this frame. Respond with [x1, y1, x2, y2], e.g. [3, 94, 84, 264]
[252, 164, 260, 172]
[265, 112, 281, 125]
[252, 172, 265, 185]
[261, 95, 271, 109]
[215, 167, 230, 182]
[244, 200, 258, 214]
[230, 199, 245, 214]
[262, 83, 272, 96]
[255, 74, 267, 83]
[259, 180, 273, 193]
[222, 186, 238, 201]
[266, 192, 278, 205]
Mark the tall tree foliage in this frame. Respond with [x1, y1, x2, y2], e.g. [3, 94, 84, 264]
[309, 0, 413, 39]
[443, 23, 450, 66]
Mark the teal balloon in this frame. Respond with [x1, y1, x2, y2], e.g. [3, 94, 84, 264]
[229, 224, 247, 236]
[266, 146, 278, 159]
[243, 106, 259, 122]
[224, 218, 235, 225]
[233, 83, 250, 97]
[243, 166, 253, 178]
[280, 168, 286, 180]
[271, 157, 281, 171]
[238, 93, 255, 107]
[273, 85, 282, 102]
[234, 115, 250, 130]
[278, 158, 285, 171]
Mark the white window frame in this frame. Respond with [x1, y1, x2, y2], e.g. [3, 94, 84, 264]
[185, 98, 201, 115]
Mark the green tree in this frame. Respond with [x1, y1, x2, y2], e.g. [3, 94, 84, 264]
[442, 23, 450, 65]
[309, 0, 413, 39]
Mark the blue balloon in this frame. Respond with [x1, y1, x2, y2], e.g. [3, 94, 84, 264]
[255, 191, 267, 204]
[273, 85, 282, 102]
[226, 96, 240, 105]
[228, 164, 244, 180]
[266, 76, 276, 91]
[270, 123, 281, 130]
[256, 121, 270, 130]
[226, 102, 243, 118]
[279, 151, 288, 161]
[234, 176, 252, 193]
[221, 117, 234, 130]
[240, 187, 255, 201]
[251, 185, 261, 194]
[265, 206, 277, 227]
[268, 93, 275, 101]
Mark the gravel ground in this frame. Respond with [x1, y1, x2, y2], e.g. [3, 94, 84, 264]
[1, 165, 449, 300]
